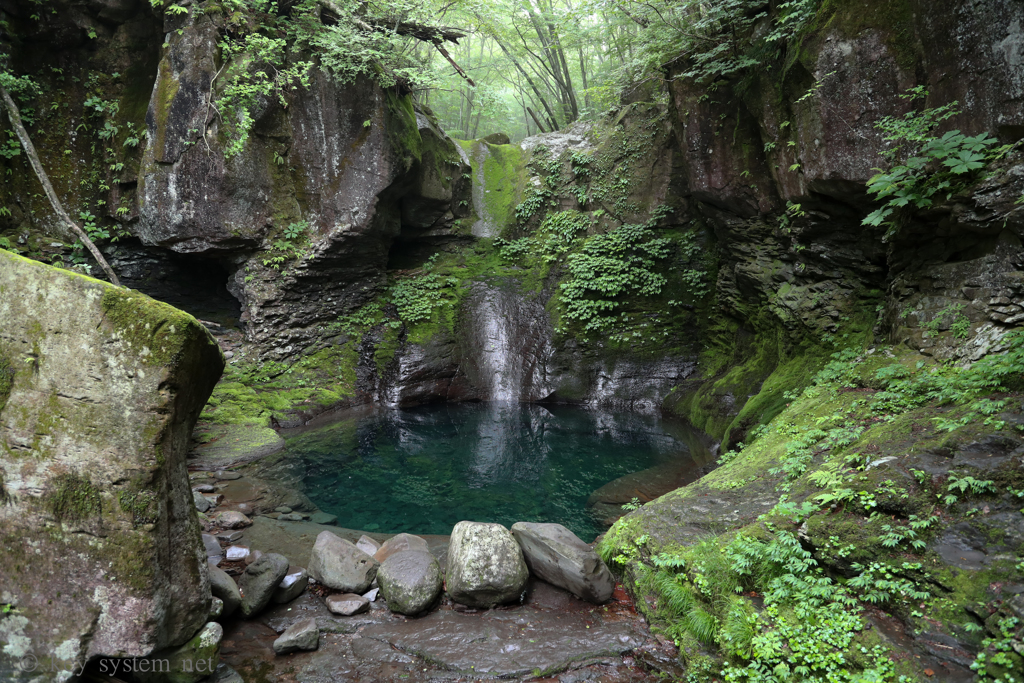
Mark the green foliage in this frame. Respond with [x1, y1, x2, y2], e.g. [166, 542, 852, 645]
[879, 523, 925, 550]
[300, 0, 442, 90]
[0, 71, 41, 98]
[0, 135, 20, 159]
[863, 88, 1003, 240]
[868, 330, 1024, 427]
[217, 15, 314, 158]
[260, 220, 309, 270]
[331, 253, 460, 338]
[498, 209, 590, 264]
[494, 236, 535, 262]
[922, 303, 970, 339]
[180, 0, 456, 158]
[514, 186, 551, 221]
[946, 473, 995, 499]
[282, 219, 308, 241]
[636, 529, 907, 682]
[970, 617, 1024, 683]
[613, 0, 819, 88]
[621, 496, 643, 512]
[560, 220, 670, 333]
[389, 270, 459, 324]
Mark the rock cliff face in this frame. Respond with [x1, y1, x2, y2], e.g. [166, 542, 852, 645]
[1, 0, 1022, 427]
[593, 4, 1024, 678]
[0, 251, 223, 672]
[657, 0, 1024, 446]
[135, 10, 473, 356]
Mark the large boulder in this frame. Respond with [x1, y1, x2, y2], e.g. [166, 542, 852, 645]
[511, 522, 614, 604]
[307, 531, 379, 593]
[238, 553, 290, 617]
[377, 550, 442, 615]
[374, 532, 429, 563]
[445, 521, 528, 608]
[208, 566, 241, 618]
[0, 251, 223, 672]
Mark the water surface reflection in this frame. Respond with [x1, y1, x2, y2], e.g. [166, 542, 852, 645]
[254, 403, 709, 541]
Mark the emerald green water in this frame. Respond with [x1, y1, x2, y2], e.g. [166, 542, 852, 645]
[260, 403, 707, 542]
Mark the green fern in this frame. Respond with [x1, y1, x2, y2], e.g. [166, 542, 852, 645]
[719, 596, 756, 659]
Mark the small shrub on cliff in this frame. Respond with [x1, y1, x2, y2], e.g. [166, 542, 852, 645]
[389, 270, 459, 324]
[863, 88, 1004, 240]
[560, 221, 670, 333]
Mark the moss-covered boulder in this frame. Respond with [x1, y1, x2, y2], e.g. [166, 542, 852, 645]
[600, 340, 1024, 679]
[0, 250, 224, 672]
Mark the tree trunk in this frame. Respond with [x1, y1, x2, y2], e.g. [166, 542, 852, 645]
[526, 107, 548, 133]
[490, 31, 561, 130]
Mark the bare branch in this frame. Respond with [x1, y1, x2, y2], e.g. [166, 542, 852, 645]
[0, 86, 120, 286]
[435, 43, 477, 87]
[318, 0, 467, 43]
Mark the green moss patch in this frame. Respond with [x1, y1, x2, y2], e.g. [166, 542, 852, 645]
[811, 0, 920, 71]
[199, 343, 358, 427]
[46, 473, 102, 524]
[0, 352, 14, 415]
[481, 143, 526, 230]
[101, 288, 211, 367]
[602, 332, 1024, 680]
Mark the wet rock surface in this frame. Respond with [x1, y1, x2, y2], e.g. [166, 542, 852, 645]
[587, 460, 710, 527]
[378, 550, 443, 615]
[511, 523, 615, 604]
[190, 425, 286, 471]
[220, 579, 666, 682]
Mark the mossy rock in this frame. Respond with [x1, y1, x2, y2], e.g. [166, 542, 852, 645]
[189, 424, 285, 470]
[0, 250, 222, 671]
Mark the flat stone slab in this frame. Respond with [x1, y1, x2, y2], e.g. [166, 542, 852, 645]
[360, 608, 642, 677]
[189, 424, 285, 470]
[221, 576, 663, 682]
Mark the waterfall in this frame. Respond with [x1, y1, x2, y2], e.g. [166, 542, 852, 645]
[467, 142, 498, 238]
[463, 282, 555, 403]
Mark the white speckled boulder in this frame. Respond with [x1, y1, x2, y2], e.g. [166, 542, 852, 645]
[378, 550, 442, 615]
[445, 521, 528, 608]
